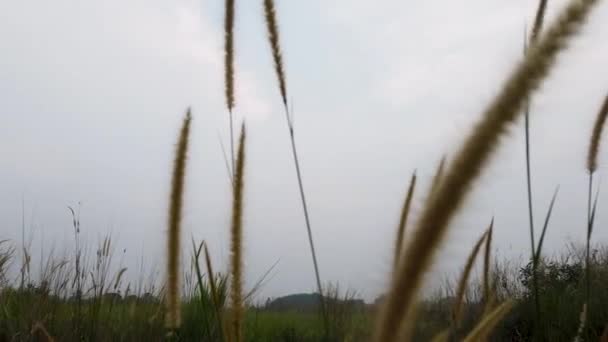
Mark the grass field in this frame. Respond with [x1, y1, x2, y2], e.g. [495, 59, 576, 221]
[2, 0, 608, 340]
[1, 243, 608, 340]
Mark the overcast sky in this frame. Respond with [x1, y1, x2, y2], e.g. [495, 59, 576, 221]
[1, 0, 608, 302]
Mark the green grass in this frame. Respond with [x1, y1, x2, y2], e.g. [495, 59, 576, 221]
[2, 240, 608, 341]
[2, 0, 607, 340]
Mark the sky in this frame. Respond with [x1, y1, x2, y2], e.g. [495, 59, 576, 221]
[1, 0, 608, 302]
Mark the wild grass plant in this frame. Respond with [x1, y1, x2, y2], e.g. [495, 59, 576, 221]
[1, 0, 608, 340]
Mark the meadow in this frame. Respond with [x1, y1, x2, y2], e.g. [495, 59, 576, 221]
[2, 0, 608, 340]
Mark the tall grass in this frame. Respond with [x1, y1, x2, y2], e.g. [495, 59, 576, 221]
[393, 171, 417, 271]
[523, 0, 549, 329]
[224, 0, 236, 176]
[229, 124, 247, 342]
[587, 94, 608, 174]
[166, 109, 192, 331]
[579, 92, 608, 337]
[374, 0, 601, 340]
[204, 242, 227, 341]
[482, 218, 494, 311]
[451, 228, 490, 331]
[1, 1, 607, 341]
[261, 0, 328, 334]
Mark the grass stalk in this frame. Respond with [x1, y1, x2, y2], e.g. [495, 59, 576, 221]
[587, 94, 608, 173]
[229, 123, 247, 342]
[204, 242, 226, 342]
[374, 1, 600, 340]
[191, 239, 213, 337]
[393, 171, 417, 271]
[262, 0, 328, 335]
[584, 92, 608, 333]
[586, 173, 592, 326]
[166, 109, 192, 330]
[482, 218, 494, 310]
[523, 0, 549, 329]
[263, 0, 288, 108]
[451, 228, 489, 330]
[533, 186, 559, 267]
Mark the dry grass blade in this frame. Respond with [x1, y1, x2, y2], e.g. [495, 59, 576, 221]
[203, 243, 219, 310]
[229, 123, 247, 342]
[587, 93, 608, 173]
[482, 218, 494, 309]
[204, 242, 226, 342]
[531, 0, 549, 43]
[165, 109, 192, 330]
[373, 1, 600, 340]
[393, 171, 417, 271]
[463, 300, 515, 342]
[429, 156, 447, 199]
[113, 267, 127, 291]
[452, 229, 489, 328]
[589, 179, 600, 237]
[191, 238, 214, 336]
[244, 259, 280, 302]
[263, 0, 288, 108]
[533, 186, 559, 265]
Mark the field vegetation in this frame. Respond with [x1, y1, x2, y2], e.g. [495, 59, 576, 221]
[2, 0, 608, 340]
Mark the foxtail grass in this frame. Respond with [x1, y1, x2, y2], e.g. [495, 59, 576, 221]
[451, 229, 489, 330]
[224, 0, 236, 175]
[583, 92, 608, 335]
[587, 92, 608, 173]
[262, 0, 328, 335]
[374, 1, 601, 340]
[165, 109, 192, 330]
[263, 0, 287, 108]
[393, 171, 417, 271]
[582, 178, 600, 337]
[229, 123, 246, 342]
